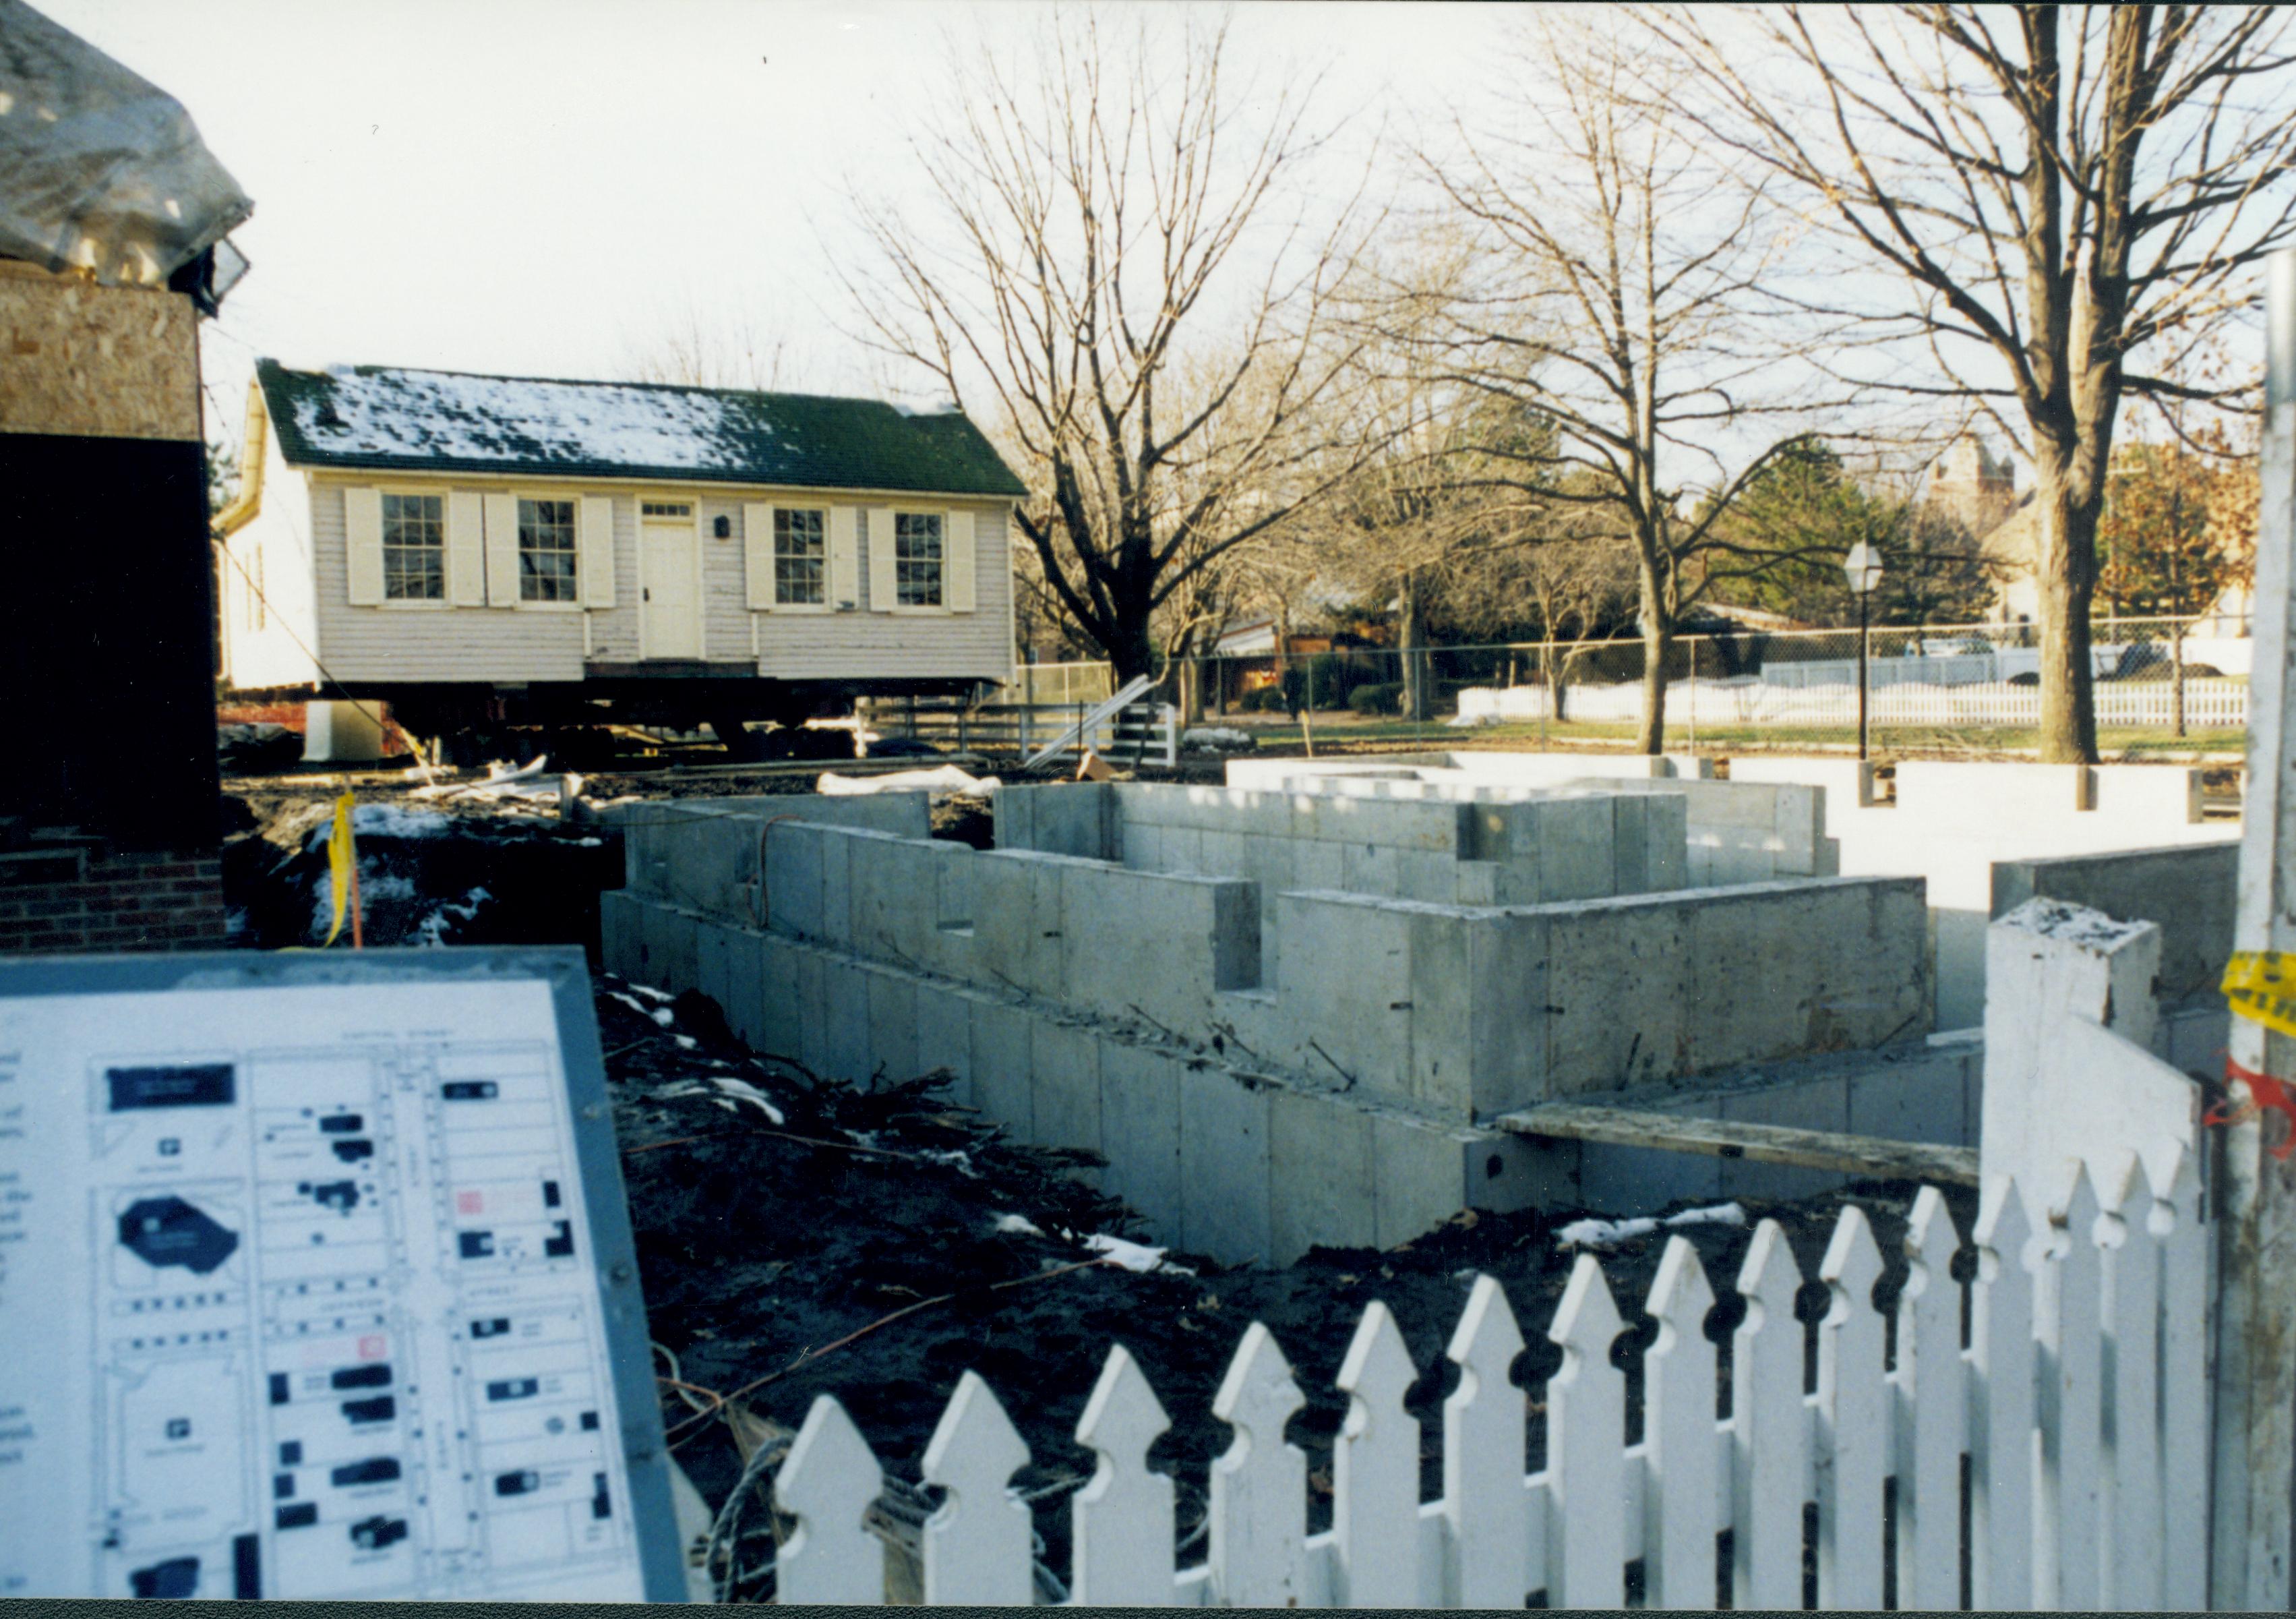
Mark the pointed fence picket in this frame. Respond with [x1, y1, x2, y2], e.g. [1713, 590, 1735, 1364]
[753, 1160, 2207, 1611]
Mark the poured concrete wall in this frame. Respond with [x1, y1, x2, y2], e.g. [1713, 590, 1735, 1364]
[1699, 755, 2237, 1029]
[996, 780, 1686, 979]
[1226, 755, 1827, 886]
[603, 791, 1933, 1263]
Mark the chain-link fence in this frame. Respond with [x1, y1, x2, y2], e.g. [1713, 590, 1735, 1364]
[1153, 616, 2251, 753]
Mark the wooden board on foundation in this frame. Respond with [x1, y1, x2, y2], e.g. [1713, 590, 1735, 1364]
[1493, 1101, 1980, 1185]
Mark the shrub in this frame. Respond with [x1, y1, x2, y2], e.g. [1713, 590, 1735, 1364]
[1350, 682, 1404, 715]
[1282, 653, 1384, 711]
[1238, 686, 1288, 713]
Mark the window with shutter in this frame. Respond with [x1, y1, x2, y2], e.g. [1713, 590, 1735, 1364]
[893, 512, 944, 608]
[518, 498, 579, 601]
[381, 493, 446, 601]
[775, 508, 828, 606]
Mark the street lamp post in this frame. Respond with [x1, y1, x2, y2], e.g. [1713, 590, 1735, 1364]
[1842, 541, 1885, 760]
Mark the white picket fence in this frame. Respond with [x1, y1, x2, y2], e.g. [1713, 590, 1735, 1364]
[766, 1159, 2206, 1609]
[1460, 674, 2250, 732]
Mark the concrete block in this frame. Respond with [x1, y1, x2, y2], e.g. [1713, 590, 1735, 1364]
[693, 918, 733, 1019]
[1455, 863, 1500, 906]
[762, 820, 825, 939]
[1058, 864, 1261, 1026]
[1464, 910, 1549, 1117]
[2090, 764, 2204, 828]
[1098, 1043, 1185, 1237]
[718, 926, 766, 1050]
[1122, 822, 1161, 871]
[969, 998, 1033, 1135]
[1405, 905, 1476, 1115]
[1468, 1129, 1579, 1215]
[1771, 787, 1823, 876]
[1577, 1139, 1724, 1216]
[821, 958, 875, 1085]
[1846, 1053, 1969, 1147]
[1289, 837, 1346, 893]
[1177, 1064, 1272, 1264]
[1031, 1020, 1104, 1183]
[992, 780, 1035, 850]
[816, 826, 856, 947]
[1610, 796, 1648, 897]
[1341, 840, 1402, 893]
[1368, 1111, 1470, 1249]
[846, 833, 943, 967]
[1275, 893, 1414, 1102]
[1161, 826, 1204, 872]
[1537, 795, 1617, 902]
[912, 980, 976, 1105]
[639, 901, 698, 994]
[1991, 841, 2237, 1009]
[1643, 797, 1689, 890]
[1030, 783, 1115, 859]
[758, 935, 806, 1059]
[866, 967, 919, 1084]
[600, 889, 645, 979]
[1542, 899, 1692, 1094]
[969, 851, 1069, 999]
[1395, 848, 1458, 905]
[792, 949, 830, 1077]
[1308, 793, 1459, 853]
[1199, 828, 1248, 878]
[1269, 1089, 1375, 1263]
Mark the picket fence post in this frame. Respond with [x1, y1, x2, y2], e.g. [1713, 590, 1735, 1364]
[776, 1394, 886, 1603]
[2104, 1164, 2166, 1611]
[1333, 1301, 1420, 1607]
[1641, 1236, 1720, 1610]
[1070, 1345, 1176, 1606]
[1815, 1205, 1887, 1610]
[1546, 1254, 1627, 1609]
[2158, 1150, 2209, 1612]
[919, 1370, 1033, 1606]
[1443, 1274, 1533, 1607]
[1896, 1187, 1967, 1610]
[1208, 1322, 1309, 1606]
[1732, 1219, 1807, 1610]
[1968, 1189, 2037, 1610]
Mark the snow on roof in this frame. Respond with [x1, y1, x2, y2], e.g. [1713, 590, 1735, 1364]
[255, 360, 1029, 498]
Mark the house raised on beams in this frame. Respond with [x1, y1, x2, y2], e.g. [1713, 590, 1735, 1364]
[217, 361, 1027, 758]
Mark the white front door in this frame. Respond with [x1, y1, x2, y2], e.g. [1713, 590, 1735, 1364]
[642, 515, 701, 659]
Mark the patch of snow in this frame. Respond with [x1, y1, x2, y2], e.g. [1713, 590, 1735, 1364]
[1083, 1234, 1196, 1275]
[706, 1076, 785, 1124]
[623, 982, 675, 1003]
[1556, 1201, 1747, 1252]
[344, 802, 452, 840]
[672, 1034, 699, 1051]
[921, 1149, 979, 1178]
[293, 367, 753, 474]
[607, 990, 676, 1026]
[1180, 726, 1255, 753]
[994, 1213, 1045, 1237]
[410, 885, 490, 947]
[817, 765, 1000, 797]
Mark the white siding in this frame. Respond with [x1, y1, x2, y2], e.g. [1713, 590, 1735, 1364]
[754, 502, 1014, 681]
[220, 421, 322, 690]
[309, 477, 588, 682]
[291, 466, 1015, 686]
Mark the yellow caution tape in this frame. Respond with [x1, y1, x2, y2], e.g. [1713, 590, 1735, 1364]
[2223, 951, 2296, 1040]
[322, 792, 355, 947]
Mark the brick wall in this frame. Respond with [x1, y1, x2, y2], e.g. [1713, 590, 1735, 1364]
[0, 842, 228, 957]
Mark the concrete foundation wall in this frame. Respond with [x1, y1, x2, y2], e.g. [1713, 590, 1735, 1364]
[1992, 841, 2238, 1009]
[602, 792, 930, 926]
[1223, 755, 1828, 887]
[1703, 755, 2237, 1030]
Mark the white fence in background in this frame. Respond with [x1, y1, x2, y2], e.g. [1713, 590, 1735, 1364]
[771, 1160, 2206, 1609]
[1460, 674, 2250, 732]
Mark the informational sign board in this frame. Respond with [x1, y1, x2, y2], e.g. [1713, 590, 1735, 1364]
[0, 947, 683, 1601]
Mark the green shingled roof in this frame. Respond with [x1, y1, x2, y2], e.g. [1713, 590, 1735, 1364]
[255, 359, 1027, 498]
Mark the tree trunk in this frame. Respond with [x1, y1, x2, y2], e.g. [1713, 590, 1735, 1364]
[2172, 618, 2187, 739]
[1398, 569, 1432, 722]
[2032, 452, 2103, 763]
[1182, 652, 1206, 726]
[1107, 607, 1157, 685]
[1634, 567, 1672, 755]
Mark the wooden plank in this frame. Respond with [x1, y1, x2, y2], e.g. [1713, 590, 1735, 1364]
[1493, 1102, 1979, 1185]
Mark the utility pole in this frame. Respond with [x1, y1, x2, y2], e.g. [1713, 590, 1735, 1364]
[2211, 247, 2296, 1610]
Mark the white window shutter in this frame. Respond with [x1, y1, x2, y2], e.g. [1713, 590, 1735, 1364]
[828, 506, 859, 609]
[447, 490, 486, 606]
[744, 502, 775, 610]
[579, 496, 617, 608]
[344, 485, 386, 605]
[946, 508, 976, 613]
[868, 506, 897, 611]
[483, 492, 520, 604]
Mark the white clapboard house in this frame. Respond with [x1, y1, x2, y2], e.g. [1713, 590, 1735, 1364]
[216, 360, 1027, 753]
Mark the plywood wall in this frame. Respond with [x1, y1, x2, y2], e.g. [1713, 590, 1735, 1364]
[0, 260, 201, 442]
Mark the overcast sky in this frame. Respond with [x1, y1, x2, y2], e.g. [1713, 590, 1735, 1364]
[37, 0, 1527, 452]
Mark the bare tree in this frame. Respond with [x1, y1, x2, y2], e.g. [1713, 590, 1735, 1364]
[619, 293, 797, 391]
[835, 11, 1382, 680]
[1410, 18, 1836, 753]
[1653, 3, 2296, 761]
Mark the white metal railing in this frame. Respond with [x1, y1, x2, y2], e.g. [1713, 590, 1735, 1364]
[765, 1157, 2204, 1608]
[1023, 676, 1157, 767]
[994, 661, 1117, 709]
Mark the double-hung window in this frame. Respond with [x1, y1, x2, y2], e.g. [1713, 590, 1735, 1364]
[381, 492, 445, 601]
[518, 497, 578, 602]
[775, 508, 826, 606]
[894, 512, 944, 608]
